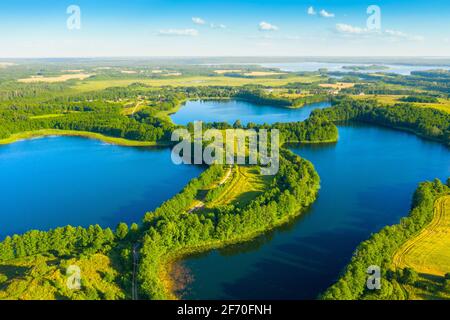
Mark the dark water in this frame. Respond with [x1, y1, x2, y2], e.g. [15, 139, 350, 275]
[0, 136, 203, 238]
[171, 100, 330, 125]
[179, 124, 450, 299]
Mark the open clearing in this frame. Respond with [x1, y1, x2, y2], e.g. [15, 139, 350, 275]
[243, 71, 286, 76]
[18, 73, 93, 83]
[0, 62, 15, 68]
[72, 75, 323, 92]
[29, 114, 64, 120]
[393, 196, 450, 277]
[0, 253, 123, 300]
[206, 166, 272, 208]
[214, 69, 242, 74]
[319, 82, 355, 90]
[0, 129, 165, 147]
[352, 95, 450, 113]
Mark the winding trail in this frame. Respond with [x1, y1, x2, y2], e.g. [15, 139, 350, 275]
[187, 167, 233, 213]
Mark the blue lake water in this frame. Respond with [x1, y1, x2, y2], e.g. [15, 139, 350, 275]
[170, 100, 331, 125]
[178, 124, 450, 299]
[259, 62, 450, 75]
[0, 137, 203, 238]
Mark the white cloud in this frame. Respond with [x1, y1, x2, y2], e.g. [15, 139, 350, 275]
[336, 23, 369, 34]
[385, 29, 424, 41]
[259, 21, 279, 31]
[158, 29, 199, 37]
[210, 23, 226, 29]
[192, 17, 206, 25]
[320, 10, 335, 18]
[192, 17, 226, 29]
[385, 29, 407, 37]
[307, 6, 317, 16]
[335, 24, 424, 41]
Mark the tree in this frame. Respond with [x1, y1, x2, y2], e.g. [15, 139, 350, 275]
[0, 273, 7, 284]
[443, 279, 450, 292]
[130, 223, 139, 233]
[115, 223, 129, 240]
[401, 268, 419, 285]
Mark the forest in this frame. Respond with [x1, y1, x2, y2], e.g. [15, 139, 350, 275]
[321, 179, 450, 300]
[315, 97, 450, 145]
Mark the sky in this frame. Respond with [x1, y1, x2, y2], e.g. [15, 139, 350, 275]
[0, 0, 449, 57]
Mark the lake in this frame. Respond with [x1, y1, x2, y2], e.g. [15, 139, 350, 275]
[175, 124, 449, 299]
[259, 62, 450, 75]
[170, 100, 331, 125]
[0, 137, 203, 238]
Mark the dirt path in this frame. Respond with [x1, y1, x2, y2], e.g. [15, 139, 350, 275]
[187, 167, 233, 213]
[219, 167, 232, 185]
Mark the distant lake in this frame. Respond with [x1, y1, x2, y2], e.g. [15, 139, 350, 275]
[259, 62, 450, 75]
[0, 137, 203, 238]
[171, 100, 331, 125]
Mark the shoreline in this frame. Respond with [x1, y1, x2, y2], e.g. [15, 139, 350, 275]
[0, 129, 173, 147]
[158, 201, 317, 300]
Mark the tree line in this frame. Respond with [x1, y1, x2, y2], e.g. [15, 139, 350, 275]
[314, 97, 450, 146]
[321, 179, 450, 300]
[138, 150, 320, 299]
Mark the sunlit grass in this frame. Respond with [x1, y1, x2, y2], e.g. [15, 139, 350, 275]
[72, 75, 324, 92]
[0, 129, 167, 147]
[207, 166, 272, 208]
[393, 196, 450, 277]
[0, 253, 125, 300]
[352, 95, 450, 113]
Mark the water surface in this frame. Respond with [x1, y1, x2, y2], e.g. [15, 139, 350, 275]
[0, 136, 203, 238]
[259, 62, 450, 75]
[178, 124, 449, 299]
[171, 100, 330, 125]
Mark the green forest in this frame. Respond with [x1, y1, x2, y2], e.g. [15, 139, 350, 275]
[321, 179, 450, 300]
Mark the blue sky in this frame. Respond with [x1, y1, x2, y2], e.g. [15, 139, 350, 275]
[0, 0, 449, 57]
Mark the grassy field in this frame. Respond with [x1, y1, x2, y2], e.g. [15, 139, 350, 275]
[185, 166, 272, 214]
[0, 129, 168, 147]
[29, 114, 64, 120]
[206, 166, 272, 208]
[0, 253, 125, 300]
[319, 82, 356, 90]
[72, 75, 324, 92]
[392, 195, 450, 300]
[243, 71, 287, 76]
[18, 73, 93, 83]
[352, 95, 450, 113]
[393, 196, 450, 277]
